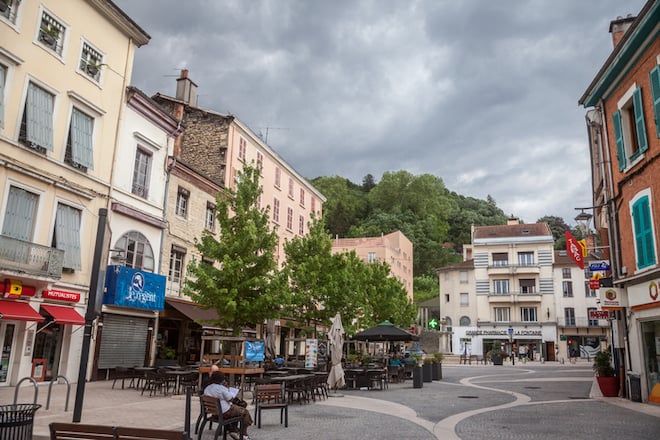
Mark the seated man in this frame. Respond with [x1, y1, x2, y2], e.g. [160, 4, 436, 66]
[204, 371, 253, 440]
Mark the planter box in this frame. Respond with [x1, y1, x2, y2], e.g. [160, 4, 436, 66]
[491, 354, 503, 365]
[422, 363, 432, 382]
[597, 376, 619, 397]
[432, 363, 442, 380]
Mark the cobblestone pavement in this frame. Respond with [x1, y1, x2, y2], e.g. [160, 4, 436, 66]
[1, 361, 658, 439]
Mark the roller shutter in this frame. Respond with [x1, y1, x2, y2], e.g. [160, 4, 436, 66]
[97, 313, 149, 368]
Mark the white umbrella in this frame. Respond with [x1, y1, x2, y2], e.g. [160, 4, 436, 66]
[327, 313, 345, 392]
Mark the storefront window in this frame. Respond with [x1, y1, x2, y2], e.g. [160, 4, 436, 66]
[641, 320, 660, 398]
[0, 323, 15, 383]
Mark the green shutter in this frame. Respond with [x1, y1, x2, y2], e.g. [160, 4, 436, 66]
[70, 108, 94, 169]
[650, 66, 660, 138]
[632, 196, 656, 269]
[612, 110, 626, 171]
[26, 83, 54, 151]
[632, 88, 648, 153]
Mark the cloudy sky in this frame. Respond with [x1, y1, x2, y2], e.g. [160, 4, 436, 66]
[115, 0, 646, 225]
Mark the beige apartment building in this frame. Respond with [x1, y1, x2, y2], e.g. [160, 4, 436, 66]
[0, 0, 148, 385]
[331, 230, 413, 300]
[151, 71, 326, 364]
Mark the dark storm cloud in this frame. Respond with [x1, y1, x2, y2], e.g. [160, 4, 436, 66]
[115, 0, 647, 224]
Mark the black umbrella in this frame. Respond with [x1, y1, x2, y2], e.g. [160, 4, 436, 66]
[353, 320, 419, 342]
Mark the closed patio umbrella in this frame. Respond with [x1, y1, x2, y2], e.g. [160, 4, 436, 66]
[265, 319, 277, 359]
[327, 313, 345, 393]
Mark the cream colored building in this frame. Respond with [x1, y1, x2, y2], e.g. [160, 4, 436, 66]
[0, 0, 148, 385]
[331, 230, 413, 300]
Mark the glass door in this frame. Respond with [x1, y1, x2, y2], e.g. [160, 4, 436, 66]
[0, 323, 16, 384]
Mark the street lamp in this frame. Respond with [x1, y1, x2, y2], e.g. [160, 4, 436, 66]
[574, 210, 593, 238]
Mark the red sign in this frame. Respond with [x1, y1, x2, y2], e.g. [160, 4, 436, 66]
[589, 310, 610, 320]
[42, 290, 81, 303]
[565, 231, 584, 269]
[589, 279, 601, 290]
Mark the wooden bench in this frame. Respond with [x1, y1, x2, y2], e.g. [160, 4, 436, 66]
[254, 383, 288, 429]
[49, 423, 187, 440]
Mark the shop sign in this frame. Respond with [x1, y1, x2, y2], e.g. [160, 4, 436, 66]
[42, 289, 81, 302]
[465, 329, 542, 336]
[104, 266, 165, 311]
[601, 288, 625, 309]
[589, 310, 610, 320]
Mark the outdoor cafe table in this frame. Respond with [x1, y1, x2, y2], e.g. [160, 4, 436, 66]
[264, 374, 313, 384]
[164, 369, 194, 394]
[345, 368, 385, 389]
[198, 366, 264, 398]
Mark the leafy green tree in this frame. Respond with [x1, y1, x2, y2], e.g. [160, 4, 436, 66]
[281, 216, 349, 333]
[361, 173, 377, 192]
[413, 275, 438, 303]
[361, 261, 416, 327]
[538, 215, 572, 250]
[185, 164, 287, 335]
[311, 176, 368, 237]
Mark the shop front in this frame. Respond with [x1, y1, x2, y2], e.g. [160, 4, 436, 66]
[0, 281, 86, 386]
[93, 266, 165, 380]
[627, 280, 660, 403]
[159, 298, 223, 366]
[456, 325, 556, 361]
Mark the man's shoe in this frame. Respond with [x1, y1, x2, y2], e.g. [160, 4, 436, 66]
[228, 432, 240, 440]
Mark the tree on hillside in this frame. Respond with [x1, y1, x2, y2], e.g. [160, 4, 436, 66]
[413, 275, 439, 303]
[311, 176, 368, 237]
[447, 194, 508, 249]
[361, 173, 377, 192]
[185, 164, 288, 336]
[537, 215, 572, 250]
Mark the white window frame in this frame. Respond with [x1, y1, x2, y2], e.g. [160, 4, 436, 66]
[520, 307, 537, 322]
[168, 247, 185, 285]
[562, 280, 573, 297]
[298, 214, 304, 236]
[131, 147, 152, 198]
[286, 207, 293, 231]
[175, 187, 189, 218]
[0, 0, 22, 26]
[37, 7, 68, 58]
[459, 271, 468, 283]
[205, 202, 215, 231]
[517, 251, 534, 266]
[614, 83, 647, 171]
[494, 307, 510, 322]
[272, 197, 280, 223]
[78, 40, 105, 84]
[460, 292, 469, 306]
[493, 279, 509, 294]
[562, 268, 571, 279]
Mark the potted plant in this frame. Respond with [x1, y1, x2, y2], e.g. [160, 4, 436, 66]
[422, 357, 434, 382]
[84, 60, 107, 77]
[432, 352, 444, 380]
[593, 349, 619, 397]
[490, 340, 504, 365]
[346, 353, 360, 368]
[40, 24, 60, 47]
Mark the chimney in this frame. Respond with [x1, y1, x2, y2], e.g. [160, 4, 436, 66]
[507, 216, 520, 225]
[609, 14, 636, 48]
[175, 69, 198, 106]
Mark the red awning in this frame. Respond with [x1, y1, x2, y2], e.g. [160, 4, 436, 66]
[0, 300, 45, 322]
[40, 304, 85, 325]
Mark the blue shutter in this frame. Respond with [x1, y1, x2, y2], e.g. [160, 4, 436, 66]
[1, 186, 38, 241]
[55, 204, 82, 270]
[650, 66, 660, 138]
[70, 108, 94, 169]
[26, 83, 54, 151]
[632, 196, 656, 269]
[632, 88, 648, 153]
[612, 110, 626, 171]
[0, 66, 5, 129]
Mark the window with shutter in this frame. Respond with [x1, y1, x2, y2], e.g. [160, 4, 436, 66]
[2, 186, 38, 241]
[0, 65, 5, 129]
[631, 194, 656, 269]
[613, 86, 649, 171]
[53, 203, 82, 271]
[650, 65, 660, 138]
[132, 148, 151, 198]
[20, 83, 54, 153]
[66, 108, 94, 171]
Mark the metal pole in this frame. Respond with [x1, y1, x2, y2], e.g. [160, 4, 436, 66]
[73, 208, 109, 422]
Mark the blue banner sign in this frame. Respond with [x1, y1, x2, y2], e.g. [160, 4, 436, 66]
[104, 265, 165, 311]
[245, 341, 265, 362]
[589, 260, 611, 271]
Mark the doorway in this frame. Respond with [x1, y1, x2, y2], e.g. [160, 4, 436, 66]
[0, 323, 16, 385]
[33, 321, 63, 381]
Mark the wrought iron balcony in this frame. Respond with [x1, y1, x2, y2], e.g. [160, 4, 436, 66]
[0, 235, 64, 278]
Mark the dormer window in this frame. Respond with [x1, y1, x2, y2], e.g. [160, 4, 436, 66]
[79, 42, 104, 82]
[39, 11, 65, 55]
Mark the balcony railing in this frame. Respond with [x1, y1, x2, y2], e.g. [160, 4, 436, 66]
[557, 317, 608, 327]
[0, 235, 64, 278]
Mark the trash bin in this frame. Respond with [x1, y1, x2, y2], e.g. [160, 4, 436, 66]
[627, 371, 642, 402]
[0, 403, 41, 440]
[412, 366, 423, 389]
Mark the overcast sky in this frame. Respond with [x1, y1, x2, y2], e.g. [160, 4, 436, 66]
[114, 0, 647, 225]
